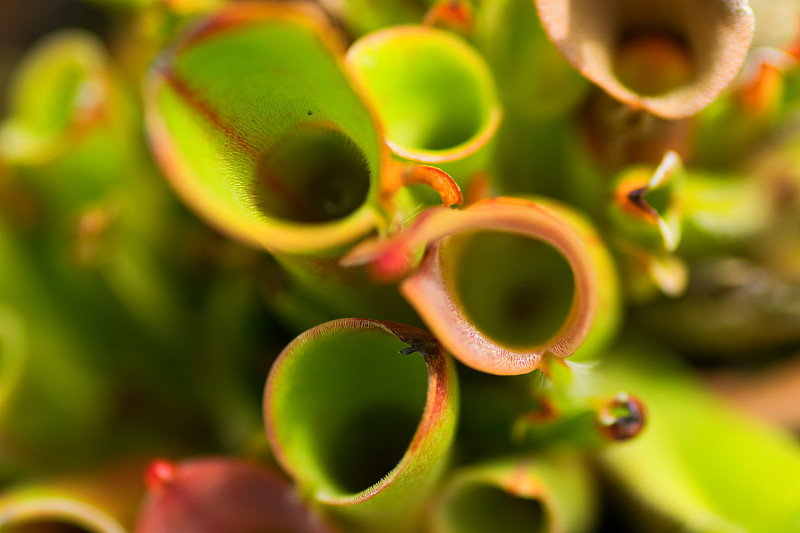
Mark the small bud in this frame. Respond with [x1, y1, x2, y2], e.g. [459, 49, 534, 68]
[597, 392, 646, 441]
[144, 458, 178, 492]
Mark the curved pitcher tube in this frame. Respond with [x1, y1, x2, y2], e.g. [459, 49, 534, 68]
[430, 454, 596, 533]
[346, 25, 502, 187]
[344, 197, 620, 375]
[145, 2, 393, 254]
[0, 30, 110, 166]
[533, 0, 755, 119]
[264, 318, 459, 533]
[0, 460, 144, 533]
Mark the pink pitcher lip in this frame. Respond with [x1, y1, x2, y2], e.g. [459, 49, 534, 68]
[345, 198, 599, 375]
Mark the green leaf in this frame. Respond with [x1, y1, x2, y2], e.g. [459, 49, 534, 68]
[0, 225, 112, 477]
[680, 171, 770, 252]
[599, 340, 800, 533]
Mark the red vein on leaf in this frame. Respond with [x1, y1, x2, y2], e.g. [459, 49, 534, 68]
[158, 64, 316, 220]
